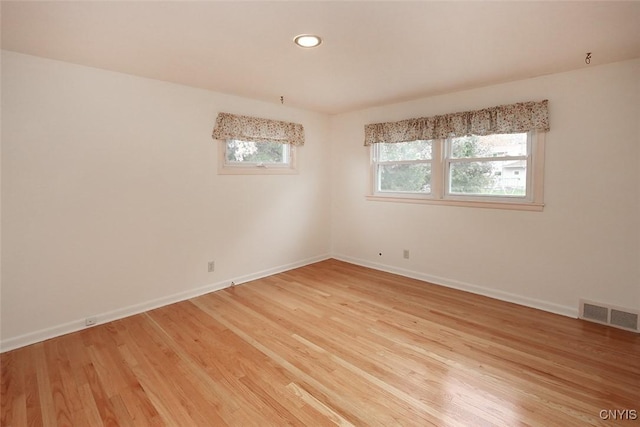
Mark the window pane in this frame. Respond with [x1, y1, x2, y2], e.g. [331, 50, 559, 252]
[378, 140, 432, 162]
[226, 140, 287, 164]
[379, 163, 431, 193]
[450, 133, 527, 159]
[449, 160, 526, 196]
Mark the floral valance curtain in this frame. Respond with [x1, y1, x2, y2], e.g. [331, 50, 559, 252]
[212, 112, 305, 146]
[364, 100, 549, 146]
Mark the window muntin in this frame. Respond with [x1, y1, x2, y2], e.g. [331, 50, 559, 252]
[373, 140, 433, 195]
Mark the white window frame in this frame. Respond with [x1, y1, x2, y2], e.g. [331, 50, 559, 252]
[368, 131, 545, 211]
[218, 139, 298, 175]
[371, 140, 433, 199]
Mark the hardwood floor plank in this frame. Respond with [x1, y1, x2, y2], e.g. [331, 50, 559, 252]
[33, 344, 59, 427]
[1, 350, 27, 427]
[22, 347, 44, 427]
[74, 383, 105, 427]
[2, 259, 639, 426]
[285, 382, 353, 427]
[83, 361, 120, 426]
[43, 340, 77, 426]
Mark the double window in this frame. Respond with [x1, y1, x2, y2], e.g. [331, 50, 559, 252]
[366, 100, 549, 210]
[371, 131, 545, 210]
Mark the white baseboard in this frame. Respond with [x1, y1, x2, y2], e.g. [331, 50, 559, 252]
[332, 254, 578, 319]
[0, 254, 331, 353]
[226, 254, 331, 288]
[1, 252, 576, 352]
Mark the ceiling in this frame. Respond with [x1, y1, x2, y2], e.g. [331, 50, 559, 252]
[2, 1, 639, 114]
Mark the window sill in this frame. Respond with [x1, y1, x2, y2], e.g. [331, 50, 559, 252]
[218, 167, 298, 175]
[366, 195, 544, 211]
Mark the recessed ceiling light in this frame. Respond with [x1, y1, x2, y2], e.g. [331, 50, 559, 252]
[294, 34, 322, 48]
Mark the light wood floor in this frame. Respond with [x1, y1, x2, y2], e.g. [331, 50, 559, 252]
[2, 259, 639, 426]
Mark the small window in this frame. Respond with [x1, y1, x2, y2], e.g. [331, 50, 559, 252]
[219, 140, 297, 175]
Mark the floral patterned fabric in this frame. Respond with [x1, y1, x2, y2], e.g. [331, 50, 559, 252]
[364, 100, 549, 145]
[212, 112, 305, 146]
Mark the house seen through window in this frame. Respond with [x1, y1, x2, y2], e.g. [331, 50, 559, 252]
[447, 132, 528, 197]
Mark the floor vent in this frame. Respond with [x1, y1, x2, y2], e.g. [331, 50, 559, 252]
[579, 299, 639, 333]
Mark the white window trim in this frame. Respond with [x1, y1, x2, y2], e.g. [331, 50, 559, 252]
[367, 132, 545, 211]
[372, 149, 433, 197]
[218, 140, 298, 175]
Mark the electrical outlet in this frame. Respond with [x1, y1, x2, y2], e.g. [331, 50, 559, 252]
[208, 261, 215, 272]
[403, 249, 410, 259]
[85, 317, 97, 327]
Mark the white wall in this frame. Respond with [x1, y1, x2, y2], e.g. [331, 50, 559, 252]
[330, 59, 640, 316]
[1, 51, 332, 350]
